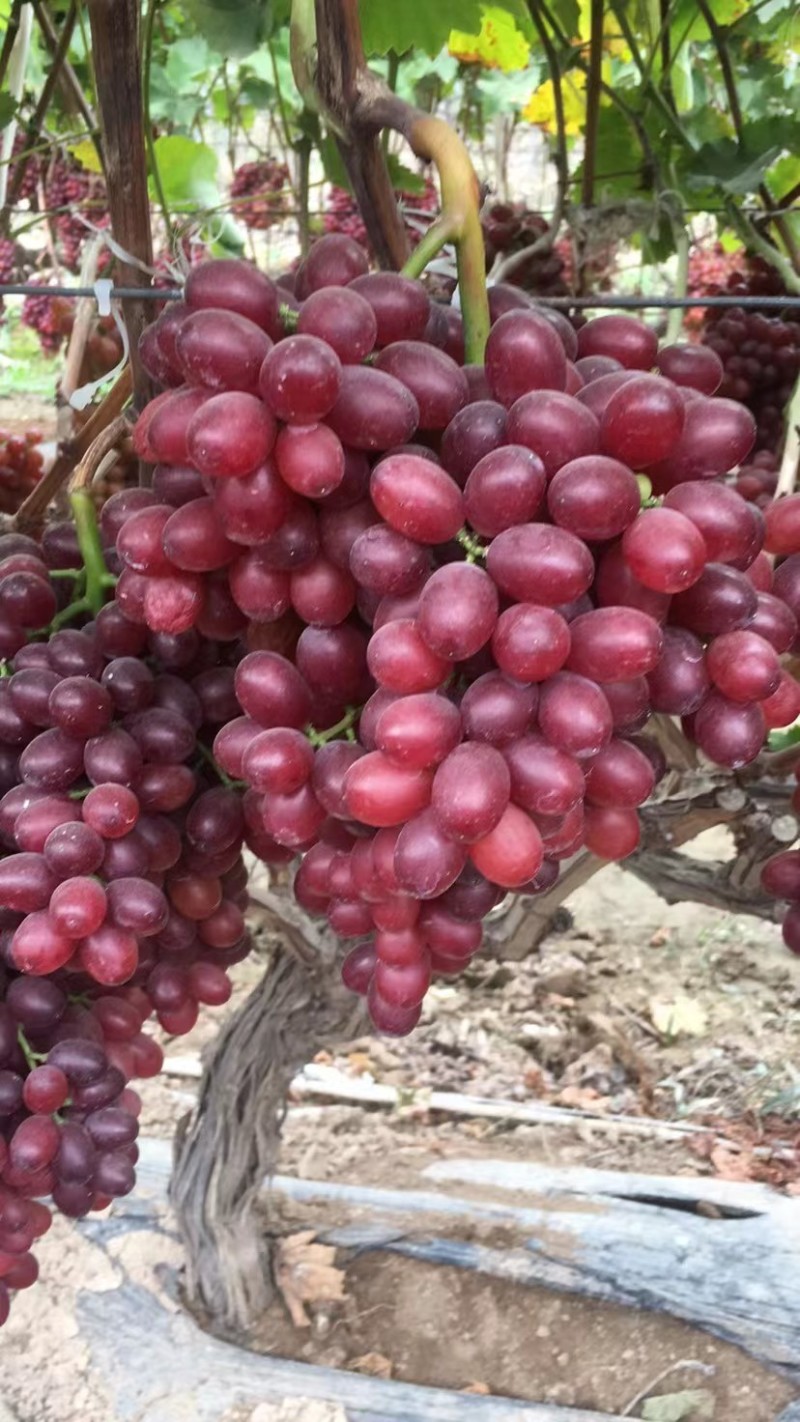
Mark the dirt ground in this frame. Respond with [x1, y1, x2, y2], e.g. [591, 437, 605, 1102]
[2, 841, 800, 1421]
[0, 393, 56, 434]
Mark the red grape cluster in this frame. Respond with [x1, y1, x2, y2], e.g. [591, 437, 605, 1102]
[43, 156, 109, 273]
[323, 178, 439, 253]
[700, 263, 800, 454]
[0, 238, 17, 286]
[130, 241, 800, 1043]
[7, 131, 40, 203]
[482, 202, 569, 297]
[0, 524, 257, 1324]
[230, 159, 291, 231]
[0, 429, 44, 516]
[20, 284, 72, 354]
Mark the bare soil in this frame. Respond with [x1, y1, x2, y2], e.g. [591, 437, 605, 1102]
[0, 394, 56, 434]
[2, 840, 800, 1420]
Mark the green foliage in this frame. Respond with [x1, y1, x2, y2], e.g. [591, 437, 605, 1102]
[359, 0, 482, 58]
[151, 134, 219, 211]
[185, 0, 289, 56]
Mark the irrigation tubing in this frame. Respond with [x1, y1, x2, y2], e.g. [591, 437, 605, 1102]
[3, 283, 800, 311]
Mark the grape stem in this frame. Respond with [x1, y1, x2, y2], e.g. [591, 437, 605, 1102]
[17, 1028, 46, 1069]
[664, 220, 689, 346]
[456, 526, 488, 563]
[195, 739, 245, 792]
[70, 489, 112, 616]
[279, 302, 300, 332]
[305, 705, 360, 747]
[296, 0, 490, 361]
[378, 100, 490, 364]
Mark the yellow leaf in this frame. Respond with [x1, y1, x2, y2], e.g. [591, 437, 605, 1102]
[650, 995, 708, 1040]
[575, 0, 631, 56]
[523, 69, 586, 135]
[449, 6, 530, 70]
[68, 140, 103, 175]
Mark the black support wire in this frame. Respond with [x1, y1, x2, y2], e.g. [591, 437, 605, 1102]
[1, 282, 800, 311]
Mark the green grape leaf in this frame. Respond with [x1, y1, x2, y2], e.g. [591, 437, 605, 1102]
[685, 138, 785, 194]
[317, 130, 351, 191]
[151, 135, 220, 211]
[449, 3, 532, 71]
[572, 104, 645, 201]
[0, 94, 16, 127]
[164, 36, 214, 91]
[386, 155, 426, 195]
[359, 0, 482, 58]
[185, 0, 286, 56]
[551, 0, 580, 36]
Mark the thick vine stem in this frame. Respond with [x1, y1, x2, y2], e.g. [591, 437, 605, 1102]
[68, 413, 129, 495]
[169, 894, 362, 1335]
[13, 368, 133, 532]
[304, 0, 490, 361]
[310, 0, 410, 270]
[369, 97, 491, 363]
[86, 0, 155, 420]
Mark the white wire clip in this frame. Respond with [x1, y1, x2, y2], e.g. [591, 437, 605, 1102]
[93, 277, 113, 318]
[69, 282, 131, 413]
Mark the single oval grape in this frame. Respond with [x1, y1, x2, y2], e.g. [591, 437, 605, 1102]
[487, 523, 594, 607]
[417, 562, 499, 661]
[187, 392, 277, 479]
[577, 315, 657, 370]
[485, 310, 568, 406]
[326, 366, 419, 451]
[547, 455, 641, 541]
[622, 507, 708, 594]
[600, 374, 685, 468]
[505, 391, 600, 479]
[464, 445, 546, 536]
[175, 308, 271, 392]
[370, 454, 464, 545]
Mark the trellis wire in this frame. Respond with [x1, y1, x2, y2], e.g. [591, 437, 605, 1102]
[2, 282, 800, 311]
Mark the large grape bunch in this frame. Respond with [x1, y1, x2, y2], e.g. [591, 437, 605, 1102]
[3, 237, 800, 1330]
[700, 256, 800, 455]
[132, 242, 800, 1006]
[0, 511, 254, 1326]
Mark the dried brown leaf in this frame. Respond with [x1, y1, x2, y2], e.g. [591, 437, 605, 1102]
[274, 1231, 346, 1329]
[348, 1352, 393, 1379]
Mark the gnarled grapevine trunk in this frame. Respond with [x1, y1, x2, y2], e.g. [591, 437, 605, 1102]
[169, 888, 362, 1336]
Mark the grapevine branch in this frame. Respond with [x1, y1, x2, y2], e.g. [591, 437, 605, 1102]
[86, 0, 155, 419]
[1, 0, 78, 227]
[581, 0, 603, 211]
[306, 0, 490, 362]
[0, 0, 22, 98]
[776, 370, 800, 498]
[31, 0, 102, 166]
[311, 0, 410, 270]
[492, 0, 568, 286]
[12, 367, 133, 531]
[694, 0, 800, 275]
